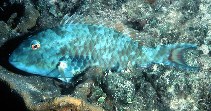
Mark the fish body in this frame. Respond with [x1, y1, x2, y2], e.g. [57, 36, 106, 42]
[9, 24, 198, 82]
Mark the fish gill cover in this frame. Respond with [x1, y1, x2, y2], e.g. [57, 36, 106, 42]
[0, 0, 210, 111]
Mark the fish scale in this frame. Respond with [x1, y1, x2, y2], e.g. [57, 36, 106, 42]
[9, 24, 199, 82]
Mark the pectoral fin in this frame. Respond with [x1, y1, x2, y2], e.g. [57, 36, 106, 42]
[57, 61, 73, 82]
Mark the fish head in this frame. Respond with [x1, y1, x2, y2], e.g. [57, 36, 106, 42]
[9, 30, 62, 76]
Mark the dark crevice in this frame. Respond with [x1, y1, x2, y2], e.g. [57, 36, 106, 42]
[69, 0, 84, 16]
[142, 71, 171, 110]
[124, 19, 147, 31]
[142, 72, 161, 98]
[31, 0, 38, 5]
[0, 1, 25, 28]
[0, 81, 28, 110]
[59, 67, 90, 95]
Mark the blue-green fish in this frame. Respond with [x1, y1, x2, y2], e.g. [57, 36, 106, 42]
[9, 24, 198, 82]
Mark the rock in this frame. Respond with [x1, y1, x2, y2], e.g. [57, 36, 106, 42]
[103, 72, 135, 104]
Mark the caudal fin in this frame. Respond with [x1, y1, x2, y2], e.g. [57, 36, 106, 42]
[165, 44, 200, 70]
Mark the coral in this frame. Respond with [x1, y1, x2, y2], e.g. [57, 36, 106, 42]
[31, 96, 104, 111]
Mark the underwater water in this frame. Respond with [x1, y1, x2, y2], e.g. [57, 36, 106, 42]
[0, 0, 210, 111]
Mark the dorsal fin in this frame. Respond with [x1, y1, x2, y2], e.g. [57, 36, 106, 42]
[60, 13, 141, 41]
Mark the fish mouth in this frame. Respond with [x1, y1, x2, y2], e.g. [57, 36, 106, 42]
[9, 61, 29, 72]
[9, 56, 19, 67]
[9, 60, 51, 75]
[9, 61, 30, 72]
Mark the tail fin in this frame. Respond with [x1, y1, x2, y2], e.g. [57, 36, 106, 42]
[156, 43, 200, 71]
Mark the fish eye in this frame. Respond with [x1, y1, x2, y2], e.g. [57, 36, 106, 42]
[30, 40, 40, 50]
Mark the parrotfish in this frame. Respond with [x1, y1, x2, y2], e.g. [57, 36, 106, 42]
[9, 24, 199, 82]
